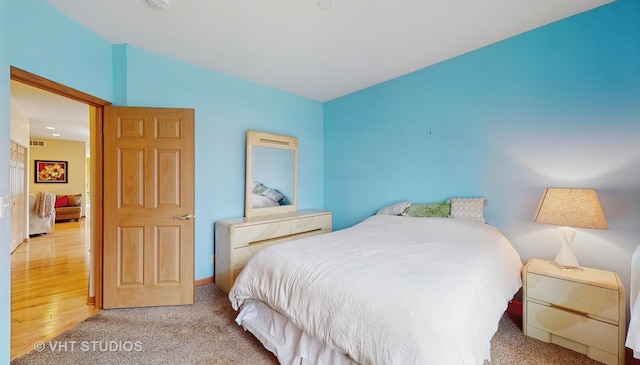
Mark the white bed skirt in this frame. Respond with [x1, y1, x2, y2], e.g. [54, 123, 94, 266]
[236, 299, 356, 365]
[236, 300, 494, 365]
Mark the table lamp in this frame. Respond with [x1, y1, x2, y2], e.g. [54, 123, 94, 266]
[534, 188, 608, 269]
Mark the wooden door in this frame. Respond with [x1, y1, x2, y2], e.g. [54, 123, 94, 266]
[103, 106, 195, 309]
[10, 141, 26, 253]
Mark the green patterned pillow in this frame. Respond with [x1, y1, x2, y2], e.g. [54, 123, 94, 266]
[252, 182, 268, 195]
[404, 202, 450, 218]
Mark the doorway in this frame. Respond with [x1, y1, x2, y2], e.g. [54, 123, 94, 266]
[9, 67, 110, 359]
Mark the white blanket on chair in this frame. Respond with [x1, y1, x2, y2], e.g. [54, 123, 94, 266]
[35, 192, 56, 219]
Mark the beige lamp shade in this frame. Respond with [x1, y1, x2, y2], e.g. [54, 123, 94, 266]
[534, 188, 608, 229]
[534, 188, 607, 269]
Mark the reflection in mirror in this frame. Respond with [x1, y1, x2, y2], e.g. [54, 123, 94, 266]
[253, 146, 294, 206]
[245, 131, 298, 217]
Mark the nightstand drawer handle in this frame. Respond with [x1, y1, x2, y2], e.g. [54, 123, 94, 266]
[550, 303, 587, 317]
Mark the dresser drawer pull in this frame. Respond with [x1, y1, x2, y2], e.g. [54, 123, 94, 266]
[245, 228, 324, 247]
[247, 236, 292, 247]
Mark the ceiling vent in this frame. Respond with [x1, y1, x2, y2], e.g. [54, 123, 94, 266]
[29, 140, 46, 147]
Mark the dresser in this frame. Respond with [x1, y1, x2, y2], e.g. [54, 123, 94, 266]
[214, 209, 332, 293]
[523, 258, 625, 365]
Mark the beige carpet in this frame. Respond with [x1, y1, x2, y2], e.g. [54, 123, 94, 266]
[12, 283, 600, 365]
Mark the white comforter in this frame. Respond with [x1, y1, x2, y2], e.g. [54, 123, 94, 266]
[229, 215, 523, 365]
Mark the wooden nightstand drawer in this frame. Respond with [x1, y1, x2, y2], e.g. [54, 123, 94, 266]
[527, 301, 618, 354]
[527, 272, 619, 322]
[232, 221, 291, 248]
[291, 213, 331, 234]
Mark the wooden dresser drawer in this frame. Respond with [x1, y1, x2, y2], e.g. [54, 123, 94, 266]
[215, 210, 333, 294]
[527, 301, 618, 354]
[232, 238, 289, 279]
[527, 272, 619, 322]
[291, 213, 331, 234]
[232, 220, 291, 248]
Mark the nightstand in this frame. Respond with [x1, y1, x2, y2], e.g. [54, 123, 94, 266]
[523, 258, 625, 365]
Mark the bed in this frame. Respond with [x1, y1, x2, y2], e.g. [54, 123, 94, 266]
[229, 214, 523, 365]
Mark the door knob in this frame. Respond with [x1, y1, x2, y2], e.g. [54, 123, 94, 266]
[173, 213, 194, 220]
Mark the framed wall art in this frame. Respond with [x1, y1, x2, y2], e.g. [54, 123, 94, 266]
[35, 160, 68, 183]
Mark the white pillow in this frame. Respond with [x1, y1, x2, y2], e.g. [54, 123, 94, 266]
[252, 193, 279, 208]
[263, 188, 284, 203]
[376, 201, 411, 216]
[449, 197, 485, 223]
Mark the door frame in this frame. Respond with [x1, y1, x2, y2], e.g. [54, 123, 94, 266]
[10, 66, 112, 308]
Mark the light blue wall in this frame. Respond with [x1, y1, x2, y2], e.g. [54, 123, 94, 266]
[9, 0, 113, 101]
[6, 0, 324, 288]
[5, 0, 324, 287]
[3, 0, 638, 362]
[324, 0, 640, 294]
[118, 45, 324, 279]
[1, 0, 12, 361]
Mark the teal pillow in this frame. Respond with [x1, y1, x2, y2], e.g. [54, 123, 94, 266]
[404, 202, 450, 218]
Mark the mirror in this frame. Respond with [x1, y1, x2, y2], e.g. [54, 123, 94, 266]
[245, 130, 298, 217]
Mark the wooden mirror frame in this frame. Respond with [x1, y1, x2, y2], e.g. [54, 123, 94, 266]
[245, 130, 298, 217]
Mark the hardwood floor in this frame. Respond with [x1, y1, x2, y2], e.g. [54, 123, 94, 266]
[11, 218, 99, 361]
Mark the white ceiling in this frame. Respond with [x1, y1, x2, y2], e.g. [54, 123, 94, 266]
[13, 0, 613, 149]
[45, 0, 612, 102]
[11, 80, 90, 146]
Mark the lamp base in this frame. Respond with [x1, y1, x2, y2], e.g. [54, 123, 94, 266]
[552, 226, 582, 270]
[551, 260, 583, 271]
